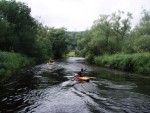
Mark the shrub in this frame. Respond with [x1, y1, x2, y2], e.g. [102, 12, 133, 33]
[94, 52, 150, 76]
[0, 51, 35, 82]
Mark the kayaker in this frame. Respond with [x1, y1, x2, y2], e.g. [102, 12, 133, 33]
[78, 68, 85, 77]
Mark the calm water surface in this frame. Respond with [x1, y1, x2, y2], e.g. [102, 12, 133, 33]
[0, 57, 150, 113]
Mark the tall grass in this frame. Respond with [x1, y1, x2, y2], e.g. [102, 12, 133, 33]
[0, 51, 35, 82]
[94, 52, 150, 76]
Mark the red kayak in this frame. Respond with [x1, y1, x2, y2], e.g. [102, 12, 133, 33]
[74, 73, 90, 82]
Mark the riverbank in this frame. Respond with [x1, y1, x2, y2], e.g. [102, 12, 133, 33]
[94, 52, 150, 76]
[67, 51, 76, 57]
[0, 51, 35, 82]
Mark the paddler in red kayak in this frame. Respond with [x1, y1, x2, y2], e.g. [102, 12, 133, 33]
[77, 68, 86, 77]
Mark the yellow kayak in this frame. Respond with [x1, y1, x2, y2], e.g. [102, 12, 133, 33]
[47, 62, 54, 65]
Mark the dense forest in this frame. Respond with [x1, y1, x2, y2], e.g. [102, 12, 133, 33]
[0, 0, 71, 60]
[0, 0, 150, 82]
[77, 10, 150, 75]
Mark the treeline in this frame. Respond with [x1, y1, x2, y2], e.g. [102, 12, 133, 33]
[66, 31, 84, 51]
[0, 0, 71, 81]
[77, 10, 150, 75]
[0, 0, 71, 62]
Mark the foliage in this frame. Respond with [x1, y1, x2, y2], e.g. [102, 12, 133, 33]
[0, 0, 71, 62]
[77, 10, 150, 55]
[0, 0, 37, 56]
[77, 30, 93, 56]
[76, 9, 150, 75]
[77, 10, 133, 60]
[0, 51, 35, 82]
[49, 28, 70, 59]
[124, 10, 150, 53]
[0, 0, 149, 78]
[0, 0, 71, 81]
[67, 51, 76, 57]
[94, 53, 150, 75]
[134, 35, 150, 52]
[33, 24, 52, 62]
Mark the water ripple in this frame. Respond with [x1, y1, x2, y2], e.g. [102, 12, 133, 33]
[0, 57, 150, 113]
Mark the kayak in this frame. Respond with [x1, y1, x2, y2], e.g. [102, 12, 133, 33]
[47, 60, 55, 65]
[47, 62, 54, 65]
[74, 73, 90, 82]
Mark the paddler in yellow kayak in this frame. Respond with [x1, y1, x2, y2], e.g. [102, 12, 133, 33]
[47, 59, 54, 65]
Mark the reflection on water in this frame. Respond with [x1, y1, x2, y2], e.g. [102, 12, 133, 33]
[0, 57, 150, 113]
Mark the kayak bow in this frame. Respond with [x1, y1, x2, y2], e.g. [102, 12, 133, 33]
[74, 73, 90, 82]
[47, 62, 54, 65]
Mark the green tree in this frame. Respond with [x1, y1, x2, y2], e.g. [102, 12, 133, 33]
[125, 9, 150, 53]
[111, 11, 132, 40]
[77, 10, 132, 61]
[92, 14, 112, 53]
[135, 9, 150, 36]
[77, 30, 92, 56]
[33, 24, 52, 62]
[0, 0, 37, 56]
[49, 28, 70, 59]
[111, 11, 132, 51]
[0, 16, 10, 50]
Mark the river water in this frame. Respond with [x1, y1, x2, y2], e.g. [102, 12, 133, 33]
[0, 57, 150, 113]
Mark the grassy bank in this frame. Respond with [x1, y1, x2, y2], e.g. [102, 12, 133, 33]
[94, 53, 150, 76]
[0, 51, 35, 82]
[67, 51, 76, 57]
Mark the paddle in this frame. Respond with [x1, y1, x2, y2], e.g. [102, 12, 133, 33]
[82, 69, 87, 75]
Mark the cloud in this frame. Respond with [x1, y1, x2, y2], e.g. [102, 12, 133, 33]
[17, 0, 150, 31]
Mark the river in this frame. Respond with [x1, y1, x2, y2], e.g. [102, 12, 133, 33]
[0, 57, 150, 113]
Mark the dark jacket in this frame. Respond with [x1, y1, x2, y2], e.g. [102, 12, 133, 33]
[78, 69, 84, 77]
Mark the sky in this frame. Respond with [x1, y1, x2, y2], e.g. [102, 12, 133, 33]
[16, 0, 150, 31]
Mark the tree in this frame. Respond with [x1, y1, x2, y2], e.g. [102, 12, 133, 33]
[33, 24, 52, 62]
[77, 10, 133, 60]
[49, 28, 70, 59]
[92, 14, 112, 52]
[127, 9, 150, 53]
[0, 16, 10, 50]
[134, 9, 150, 36]
[0, 0, 37, 56]
[111, 11, 132, 40]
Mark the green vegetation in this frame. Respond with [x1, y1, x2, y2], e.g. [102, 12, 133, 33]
[0, 0, 71, 81]
[0, 0, 149, 80]
[77, 10, 150, 75]
[0, 51, 35, 82]
[94, 53, 150, 75]
[0, 0, 71, 61]
[67, 51, 76, 57]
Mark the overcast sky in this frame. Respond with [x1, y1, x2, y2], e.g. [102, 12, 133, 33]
[16, 0, 150, 31]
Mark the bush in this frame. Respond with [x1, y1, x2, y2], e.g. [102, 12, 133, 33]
[134, 35, 150, 52]
[0, 51, 35, 82]
[94, 52, 150, 76]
